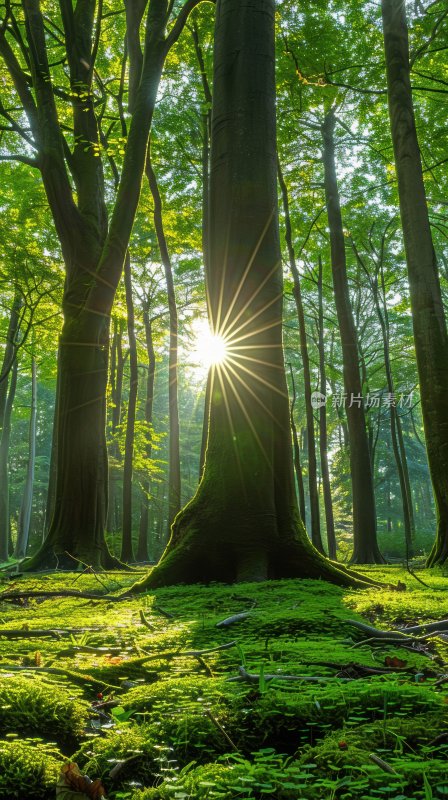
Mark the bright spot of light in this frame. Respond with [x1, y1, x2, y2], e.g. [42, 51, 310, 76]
[192, 318, 228, 369]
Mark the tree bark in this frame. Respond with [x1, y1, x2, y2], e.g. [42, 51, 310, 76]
[137, 306, 156, 562]
[0, 290, 22, 434]
[382, 0, 448, 567]
[146, 152, 181, 534]
[322, 110, 384, 565]
[278, 159, 324, 553]
[288, 364, 307, 527]
[107, 319, 125, 536]
[131, 0, 376, 592]
[15, 358, 37, 559]
[0, 357, 18, 562]
[317, 257, 337, 559]
[121, 253, 138, 563]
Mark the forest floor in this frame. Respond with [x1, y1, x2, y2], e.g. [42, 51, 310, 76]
[0, 566, 447, 800]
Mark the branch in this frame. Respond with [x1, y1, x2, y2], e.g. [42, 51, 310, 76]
[0, 153, 38, 167]
[165, 0, 215, 51]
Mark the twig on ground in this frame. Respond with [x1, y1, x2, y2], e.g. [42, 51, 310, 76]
[153, 605, 175, 619]
[205, 710, 239, 751]
[184, 641, 237, 656]
[216, 612, 252, 628]
[369, 753, 398, 774]
[139, 609, 155, 630]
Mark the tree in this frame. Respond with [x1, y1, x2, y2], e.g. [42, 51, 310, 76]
[131, 0, 377, 592]
[0, 0, 211, 569]
[15, 357, 37, 559]
[382, 0, 448, 566]
[322, 109, 384, 565]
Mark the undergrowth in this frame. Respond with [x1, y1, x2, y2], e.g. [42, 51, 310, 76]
[0, 567, 446, 799]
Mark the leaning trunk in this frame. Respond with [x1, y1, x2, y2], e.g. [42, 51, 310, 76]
[322, 110, 384, 565]
[131, 0, 375, 592]
[382, 0, 448, 567]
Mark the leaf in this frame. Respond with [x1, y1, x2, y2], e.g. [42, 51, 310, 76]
[384, 656, 407, 668]
[56, 763, 106, 800]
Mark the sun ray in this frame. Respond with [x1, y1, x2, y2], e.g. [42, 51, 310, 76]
[223, 290, 284, 343]
[223, 260, 282, 340]
[220, 362, 272, 467]
[220, 208, 275, 334]
[225, 355, 288, 398]
[223, 359, 284, 428]
[216, 364, 247, 498]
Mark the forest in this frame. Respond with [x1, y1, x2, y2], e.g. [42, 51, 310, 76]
[0, 0, 447, 798]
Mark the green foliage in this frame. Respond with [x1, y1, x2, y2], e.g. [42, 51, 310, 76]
[0, 737, 63, 800]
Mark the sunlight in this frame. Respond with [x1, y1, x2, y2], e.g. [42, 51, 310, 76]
[192, 319, 228, 369]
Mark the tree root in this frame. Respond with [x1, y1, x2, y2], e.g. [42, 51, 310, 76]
[0, 589, 127, 603]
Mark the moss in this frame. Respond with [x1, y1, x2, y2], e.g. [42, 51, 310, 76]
[0, 737, 64, 800]
[0, 674, 89, 747]
[75, 725, 160, 792]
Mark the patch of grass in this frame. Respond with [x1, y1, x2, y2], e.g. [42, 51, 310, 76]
[0, 737, 63, 800]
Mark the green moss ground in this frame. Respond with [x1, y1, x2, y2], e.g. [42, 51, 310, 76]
[0, 567, 446, 799]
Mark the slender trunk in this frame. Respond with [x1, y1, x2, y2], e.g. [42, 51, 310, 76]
[146, 153, 181, 534]
[132, 0, 369, 592]
[15, 358, 37, 559]
[382, 0, 448, 566]
[322, 110, 384, 564]
[137, 307, 156, 562]
[199, 370, 212, 479]
[0, 290, 22, 433]
[43, 378, 58, 540]
[288, 364, 307, 527]
[0, 358, 18, 561]
[121, 254, 138, 563]
[107, 320, 125, 535]
[317, 257, 337, 559]
[278, 159, 324, 553]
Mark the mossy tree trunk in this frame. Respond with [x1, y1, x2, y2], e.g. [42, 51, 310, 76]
[132, 0, 378, 592]
[121, 253, 138, 563]
[322, 110, 384, 566]
[382, 0, 448, 567]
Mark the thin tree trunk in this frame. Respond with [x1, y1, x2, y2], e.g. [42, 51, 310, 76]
[0, 290, 22, 434]
[317, 257, 337, 559]
[121, 253, 138, 563]
[146, 153, 181, 535]
[278, 159, 324, 553]
[107, 320, 125, 535]
[322, 109, 384, 565]
[382, 0, 448, 567]
[288, 364, 307, 527]
[15, 358, 37, 559]
[0, 358, 18, 562]
[137, 307, 156, 562]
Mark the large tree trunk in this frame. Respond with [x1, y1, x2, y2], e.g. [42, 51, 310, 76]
[322, 110, 384, 565]
[146, 153, 181, 535]
[0, 357, 18, 562]
[278, 159, 324, 553]
[137, 306, 156, 562]
[121, 254, 138, 563]
[131, 0, 376, 592]
[15, 358, 37, 559]
[317, 257, 337, 559]
[381, 0, 448, 567]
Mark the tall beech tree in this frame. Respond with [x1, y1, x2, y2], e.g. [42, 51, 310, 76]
[0, 0, 211, 569]
[322, 109, 384, 565]
[382, 0, 448, 567]
[131, 0, 377, 592]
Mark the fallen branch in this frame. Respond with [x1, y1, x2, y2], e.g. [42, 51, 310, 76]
[0, 665, 120, 690]
[0, 590, 125, 603]
[348, 620, 413, 641]
[227, 666, 334, 684]
[396, 619, 448, 635]
[369, 753, 398, 775]
[0, 628, 68, 639]
[153, 605, 174, 619]
[205, 710, 239, 751]
[216, 612, 252, 628]
[184, 641, 237, 656]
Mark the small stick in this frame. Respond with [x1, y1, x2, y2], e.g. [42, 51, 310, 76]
[205, 710, 239, 752]
[184, 641, 237, 656]
[153, 605, 174, 619]
[216, 612, 252, 628]
[194, 654, 214, 677]
[369, 754, 398, 774]
[139, 609, 155, 630]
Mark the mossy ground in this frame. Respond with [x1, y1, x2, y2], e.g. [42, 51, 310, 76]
[0, 566, 447, 799]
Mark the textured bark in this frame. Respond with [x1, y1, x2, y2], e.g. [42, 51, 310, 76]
[382, 0, 448, 567]
[15, 358, 37, 559]
[137, 307, 156, 562]
[278, 159, 324, 553]
[146, 152, 181, 533]
[322, 110, 384, 565]
[131, 0, 377, 592]
[121, 254, 138, 563]
[317, 257, 337, 559]
[0, 358, 17, 562]
[107, 319, 125, 535]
